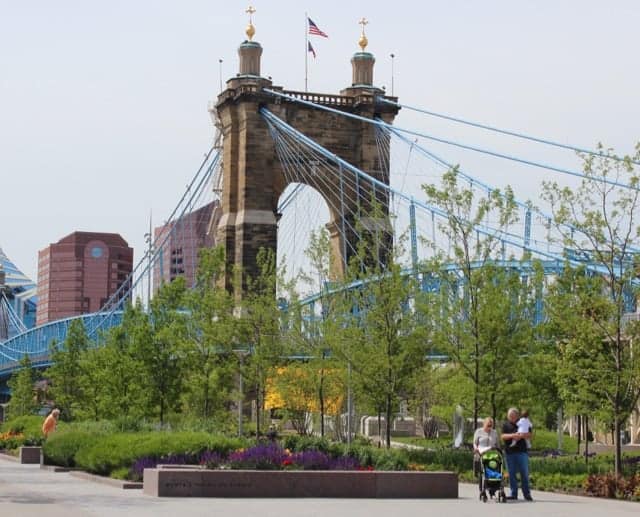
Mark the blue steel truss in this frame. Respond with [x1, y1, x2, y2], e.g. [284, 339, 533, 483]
[0, 246, 37, 336]
[0, 311, 123, 379]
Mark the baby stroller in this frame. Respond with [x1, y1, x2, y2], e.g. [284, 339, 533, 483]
[478, 448, 507, 503]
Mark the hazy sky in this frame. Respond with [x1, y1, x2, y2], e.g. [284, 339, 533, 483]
[1, 1, 639, 282]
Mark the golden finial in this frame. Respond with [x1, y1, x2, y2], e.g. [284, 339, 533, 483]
[358, 17, 369, 51]
[245, 5, 256, 41]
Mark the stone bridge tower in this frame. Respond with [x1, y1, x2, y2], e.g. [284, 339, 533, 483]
[212, 17, 399, 295]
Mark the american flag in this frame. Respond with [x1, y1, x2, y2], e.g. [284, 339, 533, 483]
[308, 41, 316, 58]
[308, 18, 328, 38]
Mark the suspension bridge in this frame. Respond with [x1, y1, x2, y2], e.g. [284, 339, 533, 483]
[0, 27, 637, 388]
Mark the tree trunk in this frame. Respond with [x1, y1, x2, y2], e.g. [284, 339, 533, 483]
[386, 393, 392, 449]
[556, 406, 563, 452]
[577, 415, 582, 456]
[614, 417, 622, 477]
[319, 364, 325, 438]
[203, 373, 210, 419]
[584, 416, 589, 467]
[473, 334, 480, 436]
[490, 392, 496, 427]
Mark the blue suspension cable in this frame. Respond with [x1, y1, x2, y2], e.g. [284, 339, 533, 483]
[265, 118, 376, 269]
[385, 125, 640, 254]
[89, 149, 220, 336]
[263, 89, 638, 192]
[260, 108, 619, 278]
[378, 98, 640, 167]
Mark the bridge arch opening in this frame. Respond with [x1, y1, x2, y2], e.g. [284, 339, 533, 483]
[276, 182, 331, 298]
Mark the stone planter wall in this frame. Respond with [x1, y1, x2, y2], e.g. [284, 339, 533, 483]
[19, 446, 42, 464]
[143, 469, 458, 498]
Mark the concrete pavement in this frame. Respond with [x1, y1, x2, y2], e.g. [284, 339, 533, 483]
[0, 456, 638, 516]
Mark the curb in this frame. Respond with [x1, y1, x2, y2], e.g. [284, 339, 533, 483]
[40, 464, 73, 472]
[0, 452, 19, 462]
[69, 470, 143, 490]
[1, 454, 141, 489]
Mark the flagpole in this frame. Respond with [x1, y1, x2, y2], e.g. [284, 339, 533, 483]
[305, 12, 308, 92]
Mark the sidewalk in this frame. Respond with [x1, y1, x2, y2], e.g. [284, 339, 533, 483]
[0, 456, 638, 516]
[368, 435, 427, 450]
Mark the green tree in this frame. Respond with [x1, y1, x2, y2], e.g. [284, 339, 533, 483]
[182, 246, 238, 424]
[542, 145, 640, 476]
[545, 266, 608, 458]
[46, 318, 89, 420]
[332, 233, 426, 448]
[7, 354, 38, 418]
[96, 302, 149, 422]
[134, 278, 188, 424]
[421, 169, 535, 427]
[284, 227, 343, 437]
[242, 247, 285, 438]
[75, 346, 106, 421]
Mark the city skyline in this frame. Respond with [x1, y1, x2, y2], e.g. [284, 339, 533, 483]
[2, 1, 639, 285]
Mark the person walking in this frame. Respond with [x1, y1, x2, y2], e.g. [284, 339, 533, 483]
[42, 408, 60, 438]
[501, 407, 532, 501]
[473, 417, 499, 493]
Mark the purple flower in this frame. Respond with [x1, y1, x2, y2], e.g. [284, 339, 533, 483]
[228, 443, 288, 470]
[200, 450, 225, 468]
[129, 453, 194, 481]
[130, 456, 159, 481]
[328, 455, 361, 470]
[290, 449, 330, 470]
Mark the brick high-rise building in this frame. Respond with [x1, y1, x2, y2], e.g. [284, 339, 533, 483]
[36, 232, 133, 325]
[153, 201, 219, 290]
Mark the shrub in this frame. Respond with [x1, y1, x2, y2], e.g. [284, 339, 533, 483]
[43, 430, 97, 467]
[531, 429, 578, 454]
[110, 467, 131, 480]
[282, 435, 332, 454]
[584, 473, 640, 500]
[0, 431, 25, 450]
[531, 473, 586, 492]
[74, 432, 245, 477]
[370, 448, 408, 471]
[0, 416, 45, 448]
[407, 447, 473, 473]
[59, 420, 120, 435]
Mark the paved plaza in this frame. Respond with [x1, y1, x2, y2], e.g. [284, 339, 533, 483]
[0, 456, 637, 517]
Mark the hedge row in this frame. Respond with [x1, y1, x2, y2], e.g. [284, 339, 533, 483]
[42, 428, 246, 477]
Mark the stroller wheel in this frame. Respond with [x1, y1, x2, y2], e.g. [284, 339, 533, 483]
[480, 493, 488, 503]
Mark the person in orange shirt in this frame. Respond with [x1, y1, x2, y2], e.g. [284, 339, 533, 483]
[42, 408, 60, 438]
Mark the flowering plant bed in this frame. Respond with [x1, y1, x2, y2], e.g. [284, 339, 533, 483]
[131, 442, 365, 480]
[140, 442, 457, 498]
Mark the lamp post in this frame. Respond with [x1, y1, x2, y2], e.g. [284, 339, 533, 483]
[390, 53, 395, 96]
[143, 230, 153, 309]
[347, 361, 352, 444]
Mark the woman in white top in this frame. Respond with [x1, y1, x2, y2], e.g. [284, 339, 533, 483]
[474, 417, 499, 455]
[473, 417, 499, 490]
